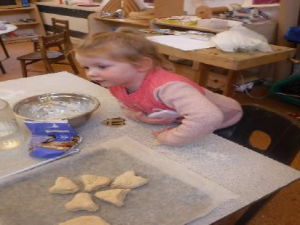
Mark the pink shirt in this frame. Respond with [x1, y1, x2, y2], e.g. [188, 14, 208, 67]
[110, 68, 205, 114]
[110, 68, 242, 146]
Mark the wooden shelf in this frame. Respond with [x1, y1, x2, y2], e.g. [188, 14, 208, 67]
[152, 19, 227, 34]
[0, 4, 45, 43]
[0, 7, 34, 13]
[95, 17, 149, 27]
[14, 22, 39, 26]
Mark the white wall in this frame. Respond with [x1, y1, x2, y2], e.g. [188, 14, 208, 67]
[184, 0, 244, 15]
[38, 0, 244, 8]
[37, 0, 279, 19]
[182, 0, 279, 18]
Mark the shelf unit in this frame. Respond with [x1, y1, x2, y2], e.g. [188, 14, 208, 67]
[95, 17, 150, 27]
[0, 4, 45, 43]
[88, 14, 150, 35]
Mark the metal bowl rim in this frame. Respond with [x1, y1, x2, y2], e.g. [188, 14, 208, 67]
[12, 92, 100, 121]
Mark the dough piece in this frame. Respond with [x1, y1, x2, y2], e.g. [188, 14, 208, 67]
[80, 174, 112, 192]
[65, 193, 99, 212]
[49, 177, 79, 194]
[59, 216, 110, 225]
[94, 189, 130, 207]
[111, 171, 148, 189]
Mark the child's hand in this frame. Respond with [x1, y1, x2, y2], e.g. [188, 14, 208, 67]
[152, 126, 173, 137]
[120, 104, 176, 125]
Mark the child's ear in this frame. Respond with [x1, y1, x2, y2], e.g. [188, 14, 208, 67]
[137, 57, 154, 72]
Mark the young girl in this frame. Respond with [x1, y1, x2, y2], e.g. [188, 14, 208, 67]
[75, 29, 243, 146]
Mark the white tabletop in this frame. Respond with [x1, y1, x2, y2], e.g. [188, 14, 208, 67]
[0, 72, 299, 225]
[0, 24, 17, 36]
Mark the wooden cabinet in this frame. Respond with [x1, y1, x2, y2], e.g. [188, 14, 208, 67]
[0, 4, 45, 43]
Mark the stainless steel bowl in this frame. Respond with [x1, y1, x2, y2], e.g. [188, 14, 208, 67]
[13, 93, 100, 127]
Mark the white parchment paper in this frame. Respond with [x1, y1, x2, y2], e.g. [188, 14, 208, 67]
[0, 136, 238, 225]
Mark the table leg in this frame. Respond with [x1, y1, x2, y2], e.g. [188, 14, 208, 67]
[0, 36, 9, 58]
[0, 61, 6, 74]
[223, 70, 240, 97]
[198, 63, 212, 87]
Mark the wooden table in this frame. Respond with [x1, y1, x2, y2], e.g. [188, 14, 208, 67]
[0, 24, 17, 58]
[151, 19, 283, 95]
[0, 24, 17, 74]
[87, 15, 295, 97]
[154, 43, 296, 96]
[0, 72, 299, 225]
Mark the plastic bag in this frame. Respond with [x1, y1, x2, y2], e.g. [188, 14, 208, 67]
[25, 120, 81, 158]
[211, 26, 272, 53]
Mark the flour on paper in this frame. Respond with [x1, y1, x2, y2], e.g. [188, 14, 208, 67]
[147, 35, 215, 51]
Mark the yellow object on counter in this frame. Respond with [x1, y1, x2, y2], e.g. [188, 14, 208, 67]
[159, 16, 199, 26]
[160, 19, 198, 26]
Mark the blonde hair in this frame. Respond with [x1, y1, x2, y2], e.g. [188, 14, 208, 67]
[75, 28, 171, 69]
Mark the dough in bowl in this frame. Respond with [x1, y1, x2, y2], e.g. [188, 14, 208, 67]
[59, 216, 110, 225]
[49, 177, 79, 194]
[80, 174, 112, 192]
[65, 193, 99, 212]
[111, 171, 148, 189]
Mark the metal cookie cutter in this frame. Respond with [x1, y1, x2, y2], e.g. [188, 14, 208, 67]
[101, 117, 126, 127]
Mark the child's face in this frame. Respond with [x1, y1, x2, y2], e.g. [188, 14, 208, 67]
[76, 54, 146, 91]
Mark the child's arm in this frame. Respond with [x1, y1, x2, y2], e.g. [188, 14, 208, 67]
[120, 103, 177, 124]
[153, 82, 224, 146]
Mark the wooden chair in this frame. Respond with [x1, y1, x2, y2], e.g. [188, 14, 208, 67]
[17, 31, 79, 77]
[33, 18, 70, 51]
[52, 18, 70, 34]
[214, 104, 300, 224]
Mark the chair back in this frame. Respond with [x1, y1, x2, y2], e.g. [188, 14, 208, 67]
[38, 31, 72, 57]
[215, 104, 300, 165]
[52, 18, 70, 35]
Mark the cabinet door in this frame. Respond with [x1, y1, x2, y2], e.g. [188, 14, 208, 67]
[154, 0, 184, 18]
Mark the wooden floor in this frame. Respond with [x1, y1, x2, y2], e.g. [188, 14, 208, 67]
[1, 41, 300, 225]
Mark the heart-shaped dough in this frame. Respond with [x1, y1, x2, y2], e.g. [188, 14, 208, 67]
[65, 193, 99, 212]
[80, 174, 112, 192]
[94, 189, 130, 207]
[49, 177, 79, 194]
[111, 171, 148, 189]
[59, 216, 110, 225]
